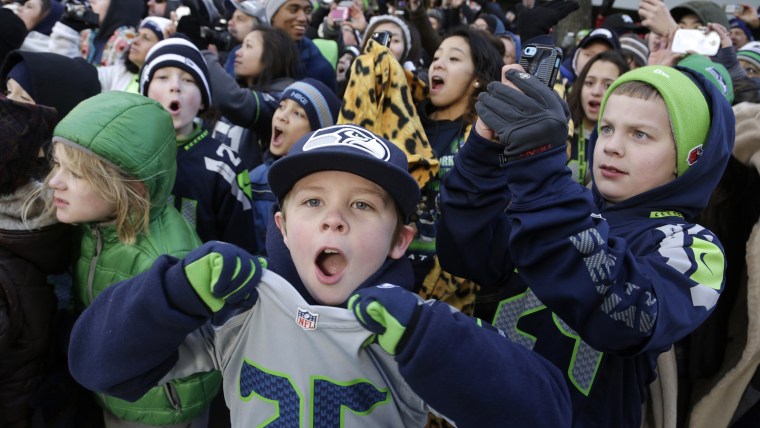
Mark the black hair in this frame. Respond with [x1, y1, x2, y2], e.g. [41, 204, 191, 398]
[242, 25, 299, 89]
[440, 26, 503, 124]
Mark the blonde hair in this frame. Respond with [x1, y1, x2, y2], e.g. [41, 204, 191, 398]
[28, 143, 151, 244]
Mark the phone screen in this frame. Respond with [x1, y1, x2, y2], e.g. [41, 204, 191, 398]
[329, 6, 349, 21]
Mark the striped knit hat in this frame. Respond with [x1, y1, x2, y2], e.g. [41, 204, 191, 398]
[280, 78, 340, 130]
[738, 41, 760, 71]
[140, 37, 211, 111]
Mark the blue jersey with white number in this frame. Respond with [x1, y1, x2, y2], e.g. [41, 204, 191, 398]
[436, 70, 735, 427]
[171, 125, 256, 253]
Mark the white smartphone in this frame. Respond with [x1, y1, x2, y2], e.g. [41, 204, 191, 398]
[672, 29, 721, 56]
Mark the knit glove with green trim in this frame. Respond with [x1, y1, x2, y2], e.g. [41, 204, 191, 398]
[183, 241, 266, 312]
[348, 284, 424, 355]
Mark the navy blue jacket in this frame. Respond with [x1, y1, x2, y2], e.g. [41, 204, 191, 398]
[436, 70, 735, 427]
[172, 125, 256, 253]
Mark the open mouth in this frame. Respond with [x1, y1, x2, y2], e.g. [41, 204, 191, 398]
[430, 76, 444, 91]
[271, 126, 284, 143]
[316, 248, 346, 278]
[168, 100, 180, 113]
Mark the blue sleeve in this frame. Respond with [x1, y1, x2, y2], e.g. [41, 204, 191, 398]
[298, 39, 337, 93]
[206, 148, 258, 254]
[504, 146, 725, 353]
[436, 130, 516, 286]
[68, 255, 211, 401]
[203, 51, 276, 128]
[397, 301, 572, 427]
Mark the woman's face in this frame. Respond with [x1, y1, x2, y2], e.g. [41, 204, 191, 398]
[580, 60, 621, 127]
[428, 35, 477, 115]
[17, 0, 45, 31]
[372, 22, 405, 62]
[234, 31, 265, 81]
[128, 28, 160, 66]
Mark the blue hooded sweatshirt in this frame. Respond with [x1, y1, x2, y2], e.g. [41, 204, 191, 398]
[435, 67, 735, 427]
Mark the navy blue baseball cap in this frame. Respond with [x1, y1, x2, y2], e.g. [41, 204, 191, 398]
[268, 124, 420, 221]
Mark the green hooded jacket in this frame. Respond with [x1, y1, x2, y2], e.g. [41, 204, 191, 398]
[54, 92, 221, 425]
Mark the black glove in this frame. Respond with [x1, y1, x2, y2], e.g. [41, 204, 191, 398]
[518, 0, 579, 43]
[476, 69, 570, 161]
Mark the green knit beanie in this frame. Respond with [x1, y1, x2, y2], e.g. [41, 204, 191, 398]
[598, 65, 710, 176]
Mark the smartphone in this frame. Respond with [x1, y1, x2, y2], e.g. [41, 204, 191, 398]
[371, 30, 392, 48]
[518, 44, 563, 88]
[724, 4, 741, 14]
[671, 29, 721, 56]
[329, 6, 349, 21]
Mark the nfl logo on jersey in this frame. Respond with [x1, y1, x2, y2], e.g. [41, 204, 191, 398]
[296, 308, 319, 331]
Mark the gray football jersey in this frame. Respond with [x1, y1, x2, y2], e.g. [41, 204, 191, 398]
[208, 270, 433, 427]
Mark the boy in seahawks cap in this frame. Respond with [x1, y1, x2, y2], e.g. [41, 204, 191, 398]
[68, 122, 572, 427]
[435, 61, 735, 426]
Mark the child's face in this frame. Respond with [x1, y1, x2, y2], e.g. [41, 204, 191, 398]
[428, 36, 477, 114]
[580, 60, 620, 127]
[147, 66, 203, 139]
[270, 98, 311, 157]
[274, 170, 414, 305]
[593, 93, 677, 203]
[234, 31, 264, 81]
[48, 145, 117, 224]
[372, 22, 405, 62]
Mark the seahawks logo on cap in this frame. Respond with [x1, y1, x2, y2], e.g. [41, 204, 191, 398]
[303, 124, 391, 161]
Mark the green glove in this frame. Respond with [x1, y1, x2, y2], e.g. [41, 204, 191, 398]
[183, 241, 266, 312]
[348, 284, 424, 355]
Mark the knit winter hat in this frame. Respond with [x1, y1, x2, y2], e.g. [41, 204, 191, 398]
[0, 50, 102, 119]
[140, 37, 212, 111]
[677, 54, 733, 104]
[280, 78, 341, 131]
[234, 0, 266, 20]
[599, 65, 711, 176]
[670, 1, 729, 29]
[731, 101, 760, 172]
[363, 15, 413, 61]
[264, 0, 289, 24]
[619, 34, 649, 68]
[737, 41, 760, 70]
[268, 124, 420, 221]
[140, 16, 173, 41]
[0, 98, 57, 195]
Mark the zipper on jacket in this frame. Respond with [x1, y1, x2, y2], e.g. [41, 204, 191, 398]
[164, 382, 181, 411]
[86, 226, 103, 305]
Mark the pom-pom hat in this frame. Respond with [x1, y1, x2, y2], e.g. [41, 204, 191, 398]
[268, 124, 420, 221]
